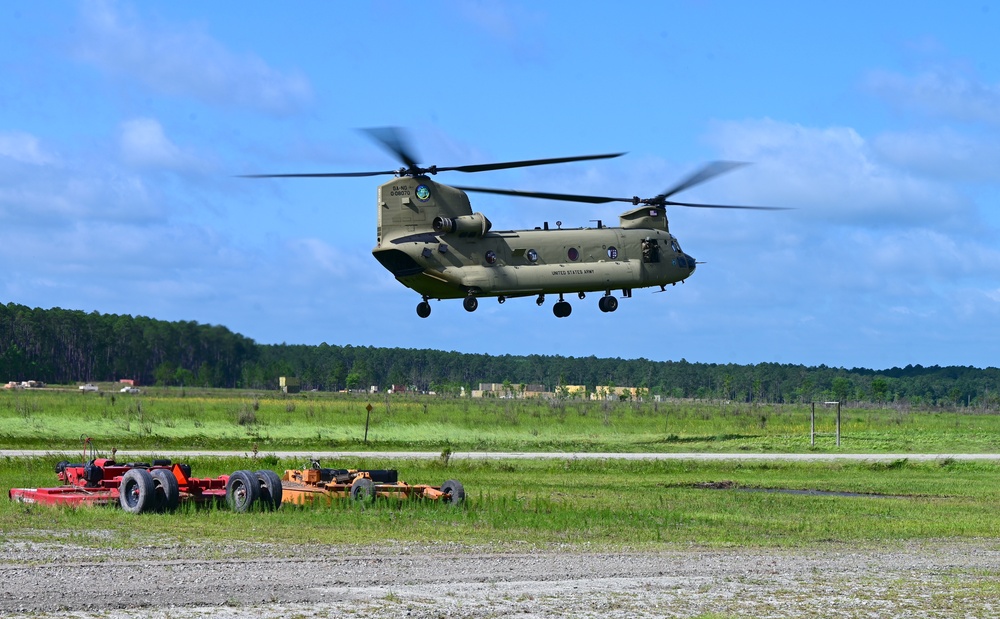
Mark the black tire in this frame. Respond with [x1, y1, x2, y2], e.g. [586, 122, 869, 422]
[598, 296, 608, 312]
[255, 469, 283, 510]
[416, 301, 431, 318]
[440, 479, 466, 506]
[119, 468, 155, 514]
[463, 296, 478, 312]
[226, 470, 261, 513]
[606, 296, 618, 312]
[350, 477, 375, 503]
[150, 468, 180, 512]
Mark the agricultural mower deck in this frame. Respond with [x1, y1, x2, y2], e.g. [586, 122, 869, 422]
[9, 453, 282, 514]
[280, 461, 465, 505]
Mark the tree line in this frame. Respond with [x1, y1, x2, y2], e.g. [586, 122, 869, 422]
[2, 302, 998, 408]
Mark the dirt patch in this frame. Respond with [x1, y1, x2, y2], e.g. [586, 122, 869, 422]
[1, 538, 999, 618]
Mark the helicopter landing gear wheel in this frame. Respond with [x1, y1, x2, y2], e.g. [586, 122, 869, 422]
[536, 294, 545, 306]
[553, 301, 572, 318]
[498, 296, 506, 304]
[578, 292, 586, 300]
[416, 300, 431, 318]
[599, 295, 619, 313]
[463, 295, 478, 312]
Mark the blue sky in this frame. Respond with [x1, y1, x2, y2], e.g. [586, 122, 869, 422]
[2, 1, 999, 370]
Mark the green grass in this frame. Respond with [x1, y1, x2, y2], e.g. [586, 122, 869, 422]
[4, 455, 1000, 552]
[4, 387, 1000, 552]
[3, 386, 1000, 453]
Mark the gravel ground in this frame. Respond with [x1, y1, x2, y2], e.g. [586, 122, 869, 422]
[1, 537, 998, 618]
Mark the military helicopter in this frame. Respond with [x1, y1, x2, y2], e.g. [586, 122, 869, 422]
[244, 128, 785, 318]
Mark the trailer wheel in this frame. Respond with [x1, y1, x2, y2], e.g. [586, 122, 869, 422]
[255, 470, 283, 510]
[119, 468, 155, 514]
[440, 479, 466, 505]
[226, 470, 260, 513]
[350, 478, 375, 503]
[150, 468, 180, 512]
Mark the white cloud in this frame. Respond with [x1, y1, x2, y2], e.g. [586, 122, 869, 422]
[703, 118, 972, 228]
[0, 156, 164, 225]
[871, 128, 1000, 183]
[864, 66, 1000, 125]
[119, 118, 202, 171]
[0, 132, 57, 165]
[75, 0, 313, 116]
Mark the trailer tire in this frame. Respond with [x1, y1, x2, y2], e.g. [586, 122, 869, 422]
[440, 479, 466, 505]
[226, 470, 260, 513]
[255, 470, 283, 510]
[150, 468, 180, 512]
[119, 468, 155, 514]
[350, 478, 375, 503]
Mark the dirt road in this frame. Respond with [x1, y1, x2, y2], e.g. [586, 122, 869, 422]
[1, 538, 998, 618]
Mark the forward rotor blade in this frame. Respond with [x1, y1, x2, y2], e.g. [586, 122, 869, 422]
[657, 161, 748, 201]
[239, 170, 398, 178]
[663, 200, 791, 211]
[459, 185, 789, 210]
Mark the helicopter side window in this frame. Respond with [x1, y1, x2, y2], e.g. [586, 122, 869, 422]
[670, 239, 681, 253]
[641, 239, 660, 264]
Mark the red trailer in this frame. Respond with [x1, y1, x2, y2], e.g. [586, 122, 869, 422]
[9, 445, 281, 514]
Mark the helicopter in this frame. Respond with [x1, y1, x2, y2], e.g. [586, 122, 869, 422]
[243, 128, 786, 318]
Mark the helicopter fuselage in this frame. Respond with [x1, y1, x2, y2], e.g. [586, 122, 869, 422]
[371, 176, 696, 317]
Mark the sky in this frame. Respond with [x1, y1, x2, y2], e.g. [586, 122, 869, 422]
[2, 1, 999, 371]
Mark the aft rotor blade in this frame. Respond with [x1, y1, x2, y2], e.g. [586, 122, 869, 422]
[443, 152, 625, 174]
[657, 161, 748, 201]
[456, 186, 631, 204]
[361, 127, 420, 169]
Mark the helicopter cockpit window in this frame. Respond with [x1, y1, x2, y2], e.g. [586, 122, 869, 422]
[670, 239, 681, 253]
[641, 238, 660, 264]
[567, 247, 579, 261]
[485, 250, 497, 264]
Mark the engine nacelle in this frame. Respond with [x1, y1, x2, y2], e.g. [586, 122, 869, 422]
[432, 212, 492, 237]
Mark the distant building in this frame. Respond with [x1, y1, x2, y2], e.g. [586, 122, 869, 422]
[556, 385, 587, 398]
[279, 376, 301, 394]
[6, 380, 45, 389]
[474, 382, 548, 399]
[591, 386, 643, 401]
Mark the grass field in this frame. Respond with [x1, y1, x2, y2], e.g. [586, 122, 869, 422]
[3, 386, 1000, 552]
[3, 386, 1000, 453]
[3, 454, 1000, 550]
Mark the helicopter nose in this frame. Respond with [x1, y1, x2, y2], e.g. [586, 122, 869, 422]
[685, 253, 696, 272]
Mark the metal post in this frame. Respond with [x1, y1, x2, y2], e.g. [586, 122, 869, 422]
[836, 401, 841, 447]
[364, 403, 373, 443]
[810, 402, 815, 446]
